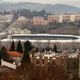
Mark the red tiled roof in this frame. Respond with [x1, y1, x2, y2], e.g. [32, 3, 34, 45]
[7, 51, 23, 58]
[7, 51, 33, 60]
[7, 56, 15, 61]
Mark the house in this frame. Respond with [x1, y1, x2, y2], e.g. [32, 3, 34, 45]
[7, 51, 23, 66]
[7, 51, 33, 65]
[1, 59, 16, 69]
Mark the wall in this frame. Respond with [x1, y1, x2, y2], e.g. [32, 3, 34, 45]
[1, 60, 16, 69]
[11, 56, 22, 65]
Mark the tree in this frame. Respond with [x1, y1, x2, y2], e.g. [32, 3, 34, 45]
[16, 40, 23, 53]
[53, 44, 57, 53]
[10, 41, 15, 51]
[24, 41, 34, 52]
[22, 46, 30, 63]
[0, 46, 9, 61]
[45, 47, 52, 51]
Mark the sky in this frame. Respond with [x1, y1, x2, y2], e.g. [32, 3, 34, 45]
[2, 0, 80, 4]
[1, 0, 80, 8]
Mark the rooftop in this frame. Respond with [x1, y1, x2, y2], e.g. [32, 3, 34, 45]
[7, 51, 23, 58]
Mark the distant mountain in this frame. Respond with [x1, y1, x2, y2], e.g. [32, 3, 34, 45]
[55, 1, 80, 8]
[0, 2, 80, 13]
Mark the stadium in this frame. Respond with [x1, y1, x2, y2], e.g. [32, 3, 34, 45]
[2, 34, 79, 43]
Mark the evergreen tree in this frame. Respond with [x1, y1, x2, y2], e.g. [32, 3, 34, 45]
[22, 46, 30, 63]
[10, 41, 15, 51]
[24, 41, 34, 52]
[53, 44, 57, 53]
[1, 46, 6, 52]
[16, 40, 23, 53]
[45, 46, 52, 51]
[0, 46, 9, 61]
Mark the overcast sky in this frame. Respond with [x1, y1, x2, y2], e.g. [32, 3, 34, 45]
[1, 0, 80, 8]
[2, 0, 80, 4]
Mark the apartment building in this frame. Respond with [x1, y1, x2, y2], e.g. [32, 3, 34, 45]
[0, 14, 13, 23]
[75, 14, 80, 22]
[8, 27, 31, 35]
[63, 14, 71, 22]
[70, 14, 76, 22]
[58, 15, 63, 23]
[33, 16, 48, 25]
[47, 15, 59, 23]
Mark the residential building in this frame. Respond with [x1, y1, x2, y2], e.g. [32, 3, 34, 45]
[70, 14, 76, 22]
[33, 16, 48, 25]
[47, 15, 59, 23]
[0, 14, 13, 23]
[63, 14, 71, 22]
[75, 14, 80, 22]
[7, 51, 23, 65]
[34, 51, 56, 60]
[58, 15, 63, 23]
[8, 27, 31, 35]
[33, 16, 44, 21]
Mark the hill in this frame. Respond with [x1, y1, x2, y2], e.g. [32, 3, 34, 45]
[0, 2, 80, 13]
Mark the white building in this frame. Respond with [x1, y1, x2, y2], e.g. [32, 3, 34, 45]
[0, 14, 13, 23]
[8, 27, 31, 34]
[1, 59, 16, 69]
[35, 51, 56, 60]
[59, 15, 63, 23]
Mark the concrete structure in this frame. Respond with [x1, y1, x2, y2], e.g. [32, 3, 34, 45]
[5, 34, 80, 43]
[33, 51, 80, 79]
